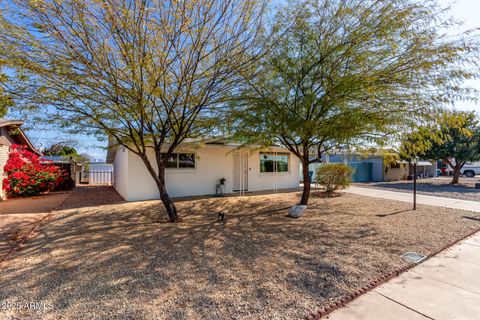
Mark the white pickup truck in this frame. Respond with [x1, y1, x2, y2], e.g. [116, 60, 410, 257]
[460, 163, 480, 177]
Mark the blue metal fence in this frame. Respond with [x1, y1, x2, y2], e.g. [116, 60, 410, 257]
[347, 162, 373, 182]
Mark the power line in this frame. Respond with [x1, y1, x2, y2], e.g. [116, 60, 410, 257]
[29, 136, 105, 142]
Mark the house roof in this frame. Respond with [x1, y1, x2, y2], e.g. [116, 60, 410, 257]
[0, 119, 41, 155]
[0, 119, 24, 127]
[416, 161, 433, 166]
[105, 135, 287, 163]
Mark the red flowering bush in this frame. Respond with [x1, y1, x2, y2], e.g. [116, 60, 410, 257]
[2, 144, 65, 198]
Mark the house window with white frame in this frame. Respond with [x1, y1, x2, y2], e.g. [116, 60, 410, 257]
[260, 152, 289, 173]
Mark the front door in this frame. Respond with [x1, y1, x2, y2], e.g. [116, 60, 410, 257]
[233, 152, 248, 192]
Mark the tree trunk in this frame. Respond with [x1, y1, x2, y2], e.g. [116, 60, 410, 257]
[451, 167, 461, 184]
[156, 162, 179, 222]
[446, 159, 464, 185]
[299, 158, 310, 205]
[139, 152, 180, 223]
[157, 179, 179, 222]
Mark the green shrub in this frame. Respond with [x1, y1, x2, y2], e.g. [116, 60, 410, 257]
[315, 163, 354, 194]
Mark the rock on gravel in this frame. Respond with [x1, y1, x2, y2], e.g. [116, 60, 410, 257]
[288, 205, 307, 218]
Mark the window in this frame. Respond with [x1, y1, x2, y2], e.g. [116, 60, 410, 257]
[390, 162, 401, 169]
[260, 153, 289, 173]
[178, 153, 195, 168]
[162, 153, 195, 168]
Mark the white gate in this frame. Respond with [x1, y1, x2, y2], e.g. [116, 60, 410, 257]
[88, 170, 114, 185]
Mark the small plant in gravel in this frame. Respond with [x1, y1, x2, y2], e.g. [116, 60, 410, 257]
[316, 163, 354, 195]
[2, 144, 65, 198]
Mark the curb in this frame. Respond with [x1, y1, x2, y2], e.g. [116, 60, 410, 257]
[305, 227, 480, 320]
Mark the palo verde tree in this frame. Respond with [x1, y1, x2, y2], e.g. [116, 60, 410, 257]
[0, 69, 11, 118]
[0, 82, 9, 117]
[0, 0, 265, 222]
[400, 111, 480, 184]
[226, 0, 479, 206]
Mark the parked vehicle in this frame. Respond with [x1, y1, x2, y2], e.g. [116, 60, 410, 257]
[460, 163, 480, 177]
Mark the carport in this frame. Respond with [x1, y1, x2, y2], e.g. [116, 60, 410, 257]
[409, 161, 436, 178]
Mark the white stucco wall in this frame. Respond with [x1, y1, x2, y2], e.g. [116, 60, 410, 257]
[113, 148, 129, 200]
[114, 145, 300, 201]
[0, 145, 9, 200]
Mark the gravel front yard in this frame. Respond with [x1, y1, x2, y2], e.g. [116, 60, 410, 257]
[1, 191, 479, 319]
[357, 177, 480, 202]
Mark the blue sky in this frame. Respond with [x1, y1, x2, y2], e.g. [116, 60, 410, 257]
[24, 0, 480, 160]
[438, 0, 480, 113]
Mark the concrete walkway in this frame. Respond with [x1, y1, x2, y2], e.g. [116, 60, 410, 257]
[327, 232, 480, 320]
[345, 186, 480, 213]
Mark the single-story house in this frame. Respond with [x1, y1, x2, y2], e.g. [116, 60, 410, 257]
[109, 139, 300, 201]
[0, 119, 40, 200]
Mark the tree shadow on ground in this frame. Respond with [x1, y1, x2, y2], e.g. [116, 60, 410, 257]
[376, 210, 412, 217]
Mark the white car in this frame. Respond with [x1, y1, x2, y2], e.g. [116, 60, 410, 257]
[460, 164, 480, 177]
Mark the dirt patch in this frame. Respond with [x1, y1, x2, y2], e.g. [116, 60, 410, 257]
[0, 191, 479, 319]
[357, 177, 480, 202]
[0, 192, 71, 255]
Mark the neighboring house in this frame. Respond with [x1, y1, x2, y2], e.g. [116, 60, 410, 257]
[303, 153, 383, 182]
[0, 119, 40, 200]
[109, 138, 300, 201]
[303, 152, 437, 182]
[384, 160, 410, 181]
[408, 161, 436, 178]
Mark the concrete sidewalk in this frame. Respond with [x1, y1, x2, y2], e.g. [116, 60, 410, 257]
[327, 233, 480, 320]
[345, 186, 480, 213]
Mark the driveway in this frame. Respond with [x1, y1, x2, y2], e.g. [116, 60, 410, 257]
[345, 186, 480, 213]
[327, 232, 480, 320]
[56, 185, 124, 210]
[0, 192, 71, 255]
[356, 177, 480, 202]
